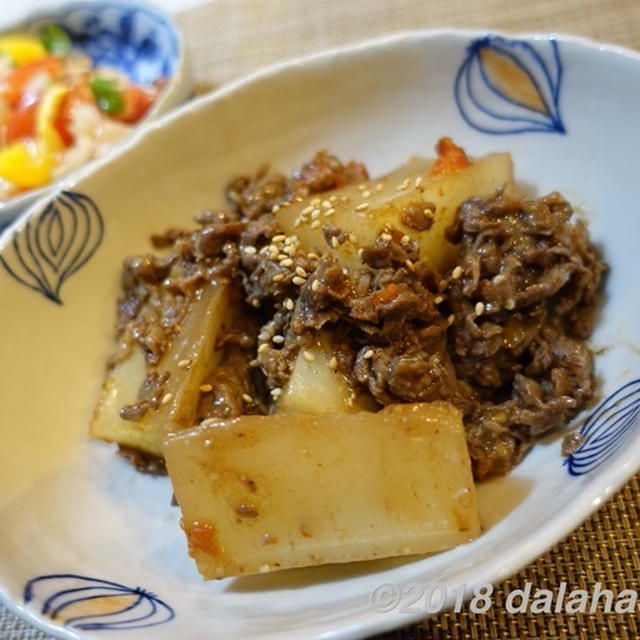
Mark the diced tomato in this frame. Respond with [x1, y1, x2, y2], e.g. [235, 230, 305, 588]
[428, 137, 470, 178]
[4, 103, 37, 144]
[52, 84, 93, 148]
[1, 56, 62, 108]
[115, 86, 154, 124]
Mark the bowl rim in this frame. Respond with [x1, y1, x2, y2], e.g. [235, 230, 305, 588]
[1, 27, 639, 640]
[0, 0, 188, 216]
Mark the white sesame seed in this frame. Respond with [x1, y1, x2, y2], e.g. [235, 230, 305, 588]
[434, 295, 444, 304]
[329, 195, 338, 203]
[328, 356, 338, 370]
[310, 220, 320, 229]
[401, 234, 410, 244]
[376, 183, 384, 192]
[292, 276, 306, 286]
[251, 299, 260, 308]
[178, 359, 191, 369]
[271, 204, 280, 213]
[244, 245, 257, 255]
[280, 257, 294, 267]
[200, 384, 213, 393]
[200, 418, 217, 427]
[311, 279, 320, 292]
[331, 236, 340, 248]
[284, 298, 295, 311]
[452, 266, 463, 279]
[270, 387, 282, 398]
[311, 197, 321, 206]
[405, 259, 415, 272]
[341, 195, 349, 204]
[357, 184, 367, 191]
[295, 266, 307, 277]
[505, 298, 516, 310]
[324, 208, 335, 217]
[357, 247, 364, 258]
[249, 359, 260, 367]
[307, 252, 319, 260]
[414, 176, 423, 188]
[380, 232, 392, 242]
[322, 200, 331, 209]
[355, 202, 370, 212]
[272, 335, 285, 344]
[311, 208, 321, 219]
[161, 393, 173, 406]
[303, 350, 315, 362]
[258, 343, 269, 353]
[361, 190, 371, 198]
[302, 205, 313, 215]
[475, 302, 485, 317]
[272, 234, 286, 243]
[447, 314, 455, 326]
[242, 393, 253, 403]
[272, 273, 284, 282]
[363, 349, 374, 359]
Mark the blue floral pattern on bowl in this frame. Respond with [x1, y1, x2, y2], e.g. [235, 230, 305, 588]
[564, 379, 640, 476]
[24, 574, 175, 631]
[455, 35, 565, 135]
[0, 191, 103, 304]
[25, 1, 179, 86]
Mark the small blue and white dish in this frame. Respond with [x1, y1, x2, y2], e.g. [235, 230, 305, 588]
[0, 0, 191, 225]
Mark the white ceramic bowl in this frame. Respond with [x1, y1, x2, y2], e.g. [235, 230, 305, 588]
[0, 30, 639, 640]
[0, 0, 192, 225]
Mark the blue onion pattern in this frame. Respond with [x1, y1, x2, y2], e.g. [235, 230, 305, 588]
[0, 191, 103, 304]
[24, 574, 175, 631]
[26, 2, 179, 86]
[564, 379, 640, 476]
[455, 35, 565, 135]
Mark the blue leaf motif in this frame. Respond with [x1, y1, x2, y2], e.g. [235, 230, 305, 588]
[0, 191, 103, 304]
[564, 379, 640, 476]
[455, 35, 566, 135]
[24, 574, 175, 631]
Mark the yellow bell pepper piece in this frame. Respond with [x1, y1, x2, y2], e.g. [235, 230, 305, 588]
[0, 143, 53, 188]
[37, 83, 67, 152]
[0, 35, 47, 66]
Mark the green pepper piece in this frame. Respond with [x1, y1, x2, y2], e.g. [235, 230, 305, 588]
[90, 77, 125, 115]
[41, 23, 72, 56]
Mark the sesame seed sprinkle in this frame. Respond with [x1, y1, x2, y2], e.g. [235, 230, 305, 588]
[270, 387, 282, 398]
[303, 350, 315, 362]
[200, 384, 213, 393]
[355, 202, 370, 211]
[414, 176, 423, 188]
[331, 236, 340, 248]
[405, 259, 415, 272]
[311, 279, 320, 292]
[302, 205, 313, 215]
[311, 197, 321, 206]
[284, 298, 294, 311]
[447, 314, 455, 326]
[307, 252, 319, 260]
[242, 393, 254, 404]
[357, 184, 367, 191]
[401, 234, 410, 244]
[361, 190, 371, 198]
[475, 302, 485, 317]
[505, 298, 516, 310]
[322, 200, 331, 209]
[161, 393, 173, 406]
[200, 418, 217, 427]
[376, 183, 384, 192]
[311, 209, 321, 219]
[363, 349, 374, 359]
[292, 276, 306, 286]
[324, 208, 335, 217]
[452, 266, 463, 279]
[272, 335, 285, 344]
[244, 245, 257, 255]
[271, 204, 280, 213]
[258, 343, 269, 353]
[178, 359, 191, 369]
[280, 257, 294, 267]
[310, 220, 320, 229]
[272, 234, 286, 243]
[328, 356, 338, 370]
[295, 266, 307, 277]
[434, 295, 444, 304]
[272, 273, 284, 282]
